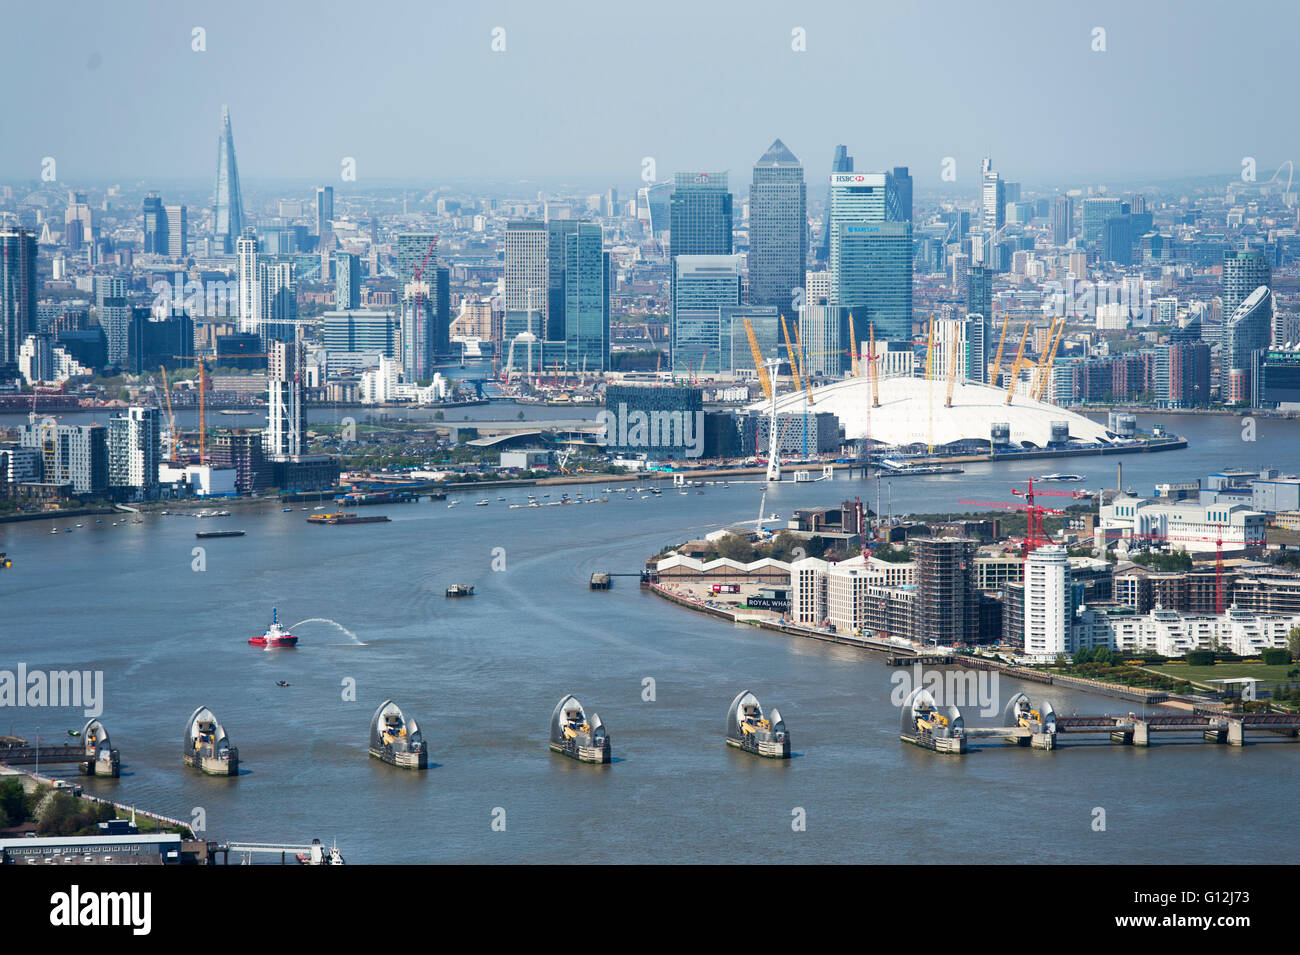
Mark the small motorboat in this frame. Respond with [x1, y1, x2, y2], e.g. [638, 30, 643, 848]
[475, 500, 489, 506]
[296, 838, 345, 865]
[276, 680, 291, 688]
[445, 584, 474, 597]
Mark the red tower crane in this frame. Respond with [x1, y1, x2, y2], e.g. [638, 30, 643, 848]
[960, 479, 1066, 561]
[409, 235, 440, 370]
[1125, 524, 1230, 614]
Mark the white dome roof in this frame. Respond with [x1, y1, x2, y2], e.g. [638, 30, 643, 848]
[749, 376, 1116, 450]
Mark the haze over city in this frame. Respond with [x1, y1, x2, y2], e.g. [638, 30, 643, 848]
[2, 0, 1296, 187]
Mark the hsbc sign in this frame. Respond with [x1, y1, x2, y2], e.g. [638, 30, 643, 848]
[832, 174, 869, 184]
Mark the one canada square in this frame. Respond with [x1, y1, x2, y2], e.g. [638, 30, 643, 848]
[748, 139, 806, 314]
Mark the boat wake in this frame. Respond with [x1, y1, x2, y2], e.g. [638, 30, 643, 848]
[287, 618, 367, 646]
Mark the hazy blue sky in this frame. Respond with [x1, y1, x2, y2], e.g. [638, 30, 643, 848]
[2, 0, 1295, 192]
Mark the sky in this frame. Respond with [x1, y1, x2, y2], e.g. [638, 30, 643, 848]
[1, 0, 1296, 194]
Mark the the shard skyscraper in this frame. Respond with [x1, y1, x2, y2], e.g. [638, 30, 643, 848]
[214, 105, 245, 254]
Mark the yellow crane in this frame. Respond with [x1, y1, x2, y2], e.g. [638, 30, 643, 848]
[945, 334, 961, 408]
[780, 314, 804, 395]
[988, 312, 1011, 386]
[791, 321, 815, 406]
[159, 365, 178, 462]
[174, 350, 267, 463]
[1034, 318, 1068, 402]
[743, 316, 773, 403]
[926, 315, 937, 453]
[1004, 321, 1032, 406]
[1029, 317, 1061, 401]
[924, 314, 936, 381]
[848, 312, 860, 378]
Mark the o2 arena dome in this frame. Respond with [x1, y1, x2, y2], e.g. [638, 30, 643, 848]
[750, 375, 1117, 453]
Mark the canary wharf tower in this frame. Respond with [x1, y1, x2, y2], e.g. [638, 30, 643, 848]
[214, 106, 245, 254]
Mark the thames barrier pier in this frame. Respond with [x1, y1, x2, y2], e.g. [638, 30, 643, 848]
[906, 690, 1300, 755]
[369, 700, 428, 770]
[183, 706, 239, 776]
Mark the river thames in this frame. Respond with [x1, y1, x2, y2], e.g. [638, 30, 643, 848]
[3, 411, 1299, 862]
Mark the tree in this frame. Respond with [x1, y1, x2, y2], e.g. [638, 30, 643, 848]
[873, 543, 912, 563]
[715, 533, 756, 563]
[765, 531, 804, 562]
[1288, 626, 1300, 660]
[0, 778, 24, 828]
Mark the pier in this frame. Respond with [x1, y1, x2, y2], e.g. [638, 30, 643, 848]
[0, 720, 120, 777]
[218, 840, 343, 865]
[908, 691, 1300, 755]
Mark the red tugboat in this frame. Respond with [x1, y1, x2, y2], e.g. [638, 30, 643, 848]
[249, 608, 299, 648]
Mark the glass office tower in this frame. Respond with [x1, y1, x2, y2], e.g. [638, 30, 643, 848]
[749, 140, 806, 313]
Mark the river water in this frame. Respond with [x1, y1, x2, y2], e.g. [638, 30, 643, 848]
[2, 412, 1298, 862]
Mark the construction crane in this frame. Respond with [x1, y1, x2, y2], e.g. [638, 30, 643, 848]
[780, 315, 804, 395]
[944, 334, 961, 408]
[1029, 317, 1061, 402]
[960, 482, 1065, 562]
[174, 351, 267, 464]
[408, 234, 440, 337]
[791, 322, 815, 406]
[867, 323, 880, 408]
[743, 316, 774, 403]
[988, 312, 1011, 387]
[1126, 524, 1231, 614]
[925, 315, 938, 454]
[924, 314, 936, 381]
[159, 365, 179, 462]
[1033, 318, 1069, 402]
[848, 312, 860, 378]
[854, 496, 871, 558]
[1004, 321, 1032, 406]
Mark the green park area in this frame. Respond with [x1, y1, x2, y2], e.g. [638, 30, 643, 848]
[1143, 661, 1299, 689]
